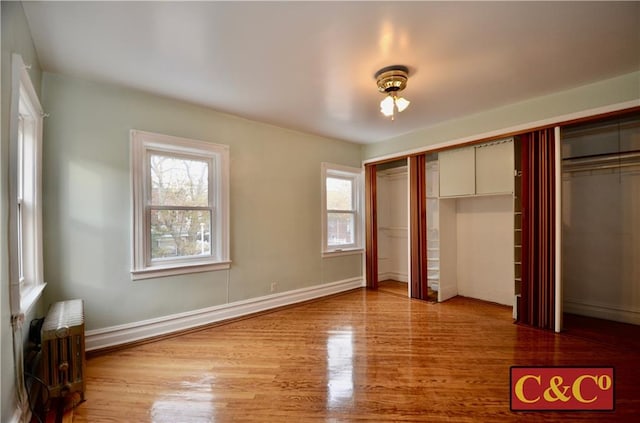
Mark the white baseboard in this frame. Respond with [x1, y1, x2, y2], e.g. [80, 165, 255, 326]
[378, 272, 408, 283]
[564, 298, 640, 325]
[86, 277, 364, 351]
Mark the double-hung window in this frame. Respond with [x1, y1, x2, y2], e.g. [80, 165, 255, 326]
[131, 131, 230, 279]
[321, 163, 363, 255]
[9, 54, 45, 315]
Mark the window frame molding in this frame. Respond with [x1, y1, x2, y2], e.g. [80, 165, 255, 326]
[321, 162, 364, 257]
[8, 53, 46, 316]
[130, 130, 230, 280]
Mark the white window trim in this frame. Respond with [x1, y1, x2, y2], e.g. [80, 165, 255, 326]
[130, 130, 230, 280]
[8, 54, 46, 316]
[321, 162, 364, 257]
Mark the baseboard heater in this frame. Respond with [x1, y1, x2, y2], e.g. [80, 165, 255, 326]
[41, 299, 86, 401]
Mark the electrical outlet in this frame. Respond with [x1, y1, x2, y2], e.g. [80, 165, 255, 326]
[270, 282, 277, 292]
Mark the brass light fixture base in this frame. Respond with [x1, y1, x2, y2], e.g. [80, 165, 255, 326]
[375, 65, 409, 93]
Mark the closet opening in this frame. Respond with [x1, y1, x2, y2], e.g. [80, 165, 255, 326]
[436, 139, 516, 308]
[368, 137, 516, 309]
[561, 112, 640, 340]
[375, 159, 411, 298]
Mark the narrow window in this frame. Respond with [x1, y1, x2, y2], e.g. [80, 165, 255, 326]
[322, 163, 363, 255]
[9, 54, 46, 314]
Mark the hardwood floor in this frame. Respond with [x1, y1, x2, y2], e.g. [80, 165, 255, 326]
[563, 312, 640, 353]
[72, 289, 640, 422]
[377, 280, 408, 297]
[378, 279, 437, 301]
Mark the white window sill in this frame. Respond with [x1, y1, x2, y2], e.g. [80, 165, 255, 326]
[20, 282, 47, 315]
[322, 248, 364, 258]
[131, 261, 231, 280]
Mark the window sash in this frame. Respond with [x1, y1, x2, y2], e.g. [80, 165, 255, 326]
[17, 115, 24, 199]
[17, 201, 25, 284]
[327, 209, 357, 215]
[326, 175, 355, 212]
[147, 207, 214, 263]
[17, 115, 25, 284]
[327, 210, 357, 248]
[148, 150, 214, 207]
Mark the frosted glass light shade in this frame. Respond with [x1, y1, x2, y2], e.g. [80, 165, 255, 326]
[379, 95, 410, 117]
[395, 97, 410, 112]
[380, 96, 395, 117]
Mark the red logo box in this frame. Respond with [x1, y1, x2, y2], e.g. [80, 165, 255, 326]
[510, 366, 615, 411]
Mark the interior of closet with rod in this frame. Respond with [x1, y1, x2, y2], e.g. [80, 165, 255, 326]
[561, 113, 640, 326]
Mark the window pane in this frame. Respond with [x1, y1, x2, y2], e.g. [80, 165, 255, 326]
[150, 155, 209, 207]
[17, 116, 24, 281]
[17, 203, 24, 281]
[150, 209, 211, 259]
[327, 212, 355, 246]
[326, 177, 353, 210]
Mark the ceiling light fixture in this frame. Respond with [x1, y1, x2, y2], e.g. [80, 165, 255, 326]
[375, 65, 410, 120]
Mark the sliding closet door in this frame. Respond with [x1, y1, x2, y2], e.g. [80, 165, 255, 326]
[365, 164, 378, 289]
[409, 155, 429, 300]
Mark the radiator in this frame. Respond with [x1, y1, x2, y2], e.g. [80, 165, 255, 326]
[41, 299, 86, 400]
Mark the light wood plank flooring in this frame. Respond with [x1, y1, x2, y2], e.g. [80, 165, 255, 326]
[72, 289, 640, 422]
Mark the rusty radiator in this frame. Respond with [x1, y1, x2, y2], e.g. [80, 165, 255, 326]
[41, 299, 86, 400]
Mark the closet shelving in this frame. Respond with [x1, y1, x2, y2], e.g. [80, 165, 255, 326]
[426, 156, 440, 292]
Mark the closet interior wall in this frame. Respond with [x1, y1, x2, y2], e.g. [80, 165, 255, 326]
[376, 161, 409, 285]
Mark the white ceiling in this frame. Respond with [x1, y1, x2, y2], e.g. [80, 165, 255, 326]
[23, 1, 640, 144]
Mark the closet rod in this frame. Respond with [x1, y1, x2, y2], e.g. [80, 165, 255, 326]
[562, 151, 640, 173]
[562, 162, 640, 173]
[562, 149, 640, 162]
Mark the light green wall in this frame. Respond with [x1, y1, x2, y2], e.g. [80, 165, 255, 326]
[365, 71, 640, 160]
[1, 2, 44, 421]
[41, 72, 363, 331]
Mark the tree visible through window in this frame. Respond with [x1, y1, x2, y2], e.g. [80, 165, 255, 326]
[150, 154, 212, 259]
